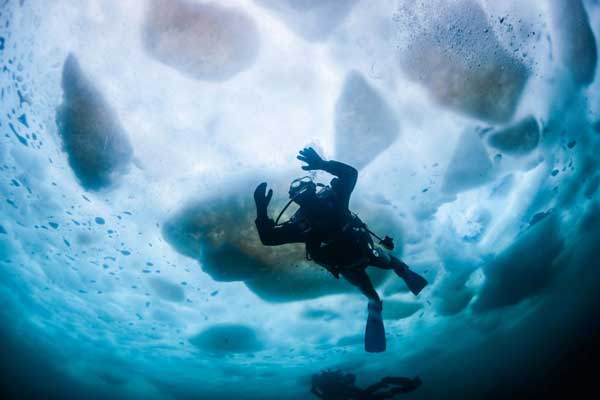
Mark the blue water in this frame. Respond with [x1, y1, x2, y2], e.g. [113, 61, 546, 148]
[1, 0, 599, 398]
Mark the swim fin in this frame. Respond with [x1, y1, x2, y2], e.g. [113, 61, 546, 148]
[365, 301, 386, 353]
[401, 269, 428, 296]
[392, 259, 428, 296]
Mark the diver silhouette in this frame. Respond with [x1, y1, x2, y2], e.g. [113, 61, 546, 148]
[254, 147, 428, 352]
[310, 369, 422, 399]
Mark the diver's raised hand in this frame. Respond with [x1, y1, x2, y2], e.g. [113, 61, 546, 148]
[297, 147, 325, 170]
[254, 182, 273, 219]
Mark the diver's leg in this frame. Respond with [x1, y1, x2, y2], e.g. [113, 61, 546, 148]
[369, 251, 428, 296]
[368, 249, 403, 271]
[364, 376, 422, 397]
[368, 250, 393, 270]
[341, 268, 386, 353]
[387, 376, 422, 394]
[381, 376, 421, 386]
[363, 380, 388, 394]
[340, 268, 380, 303]
[366, 247, 410, 276]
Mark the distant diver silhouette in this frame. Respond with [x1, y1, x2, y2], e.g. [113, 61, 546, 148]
[310, 369, 422, 399]
[254, 147, 428, 352]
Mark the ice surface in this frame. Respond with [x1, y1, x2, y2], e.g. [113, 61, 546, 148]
[189, 324, 264, 353]
[334, 71, 399, 170]
[433, 271, 475, 316]
[255, 0, 358, 42]
[56, 54, 133, 190]
[473, 213, 564, 312]
[549, 0, 597, 86]
[147, 277, 185, 302]
[396, 0, 530, 123]
[487, 115, 540, 156]
[143, 0, 260, 82]
[442, 129, 493, 193]
[1, 0, 600, 398]
[381, 299, 423, 320]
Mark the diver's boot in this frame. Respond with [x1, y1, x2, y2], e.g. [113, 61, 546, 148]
[365, 300, 386, 353]
[391, 257, 428, 296]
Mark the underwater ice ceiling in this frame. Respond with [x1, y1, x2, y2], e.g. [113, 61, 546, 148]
[0, 0, 599, 399]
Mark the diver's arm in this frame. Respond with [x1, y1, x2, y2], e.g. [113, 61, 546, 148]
[255, 217, 304, 245]
[297, 147, 357, 193]
[320, 160, 358, 192]
[254, 182, 305, 245]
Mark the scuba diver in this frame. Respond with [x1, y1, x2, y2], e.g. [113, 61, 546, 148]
[310, 369, 422, 399]
[253, 147, 428, 352]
